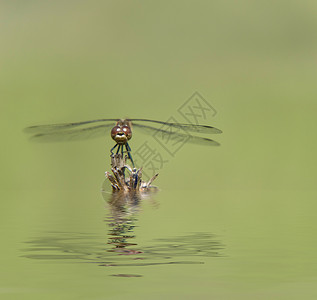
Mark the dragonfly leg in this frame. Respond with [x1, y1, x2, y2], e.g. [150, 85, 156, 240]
[110, 143, 118, 154]
[125, 142, 132, 152]
[116, 144, 121, 155]
[125, 142, 135, 168]
[121, 143, 124, 158]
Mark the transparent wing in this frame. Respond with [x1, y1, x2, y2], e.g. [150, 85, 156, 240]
[24, 119, 119, 134]
[130, 119, 222, 134]
[28, 124, 114, 142]
[133, 124, 220, 146]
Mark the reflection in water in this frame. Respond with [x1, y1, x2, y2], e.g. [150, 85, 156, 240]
[22, 169, 224, 276]
[105, 190, 145, 256]
[22, 189, 223, 275]
[22, 229, 224, 267]
[102, 190, 224, 266]
[22, 231, 224, 265]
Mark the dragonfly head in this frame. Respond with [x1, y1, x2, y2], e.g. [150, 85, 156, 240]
[111, 121, 132, 144]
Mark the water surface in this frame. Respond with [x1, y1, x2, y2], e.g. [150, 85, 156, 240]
[2, 188, 316, 299]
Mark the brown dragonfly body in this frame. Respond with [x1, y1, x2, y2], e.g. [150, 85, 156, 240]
[110, 119, 134, 165]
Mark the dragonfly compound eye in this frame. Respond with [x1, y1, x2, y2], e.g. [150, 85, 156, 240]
[122, 126, 132, 140]
[111, 126, 122, 140]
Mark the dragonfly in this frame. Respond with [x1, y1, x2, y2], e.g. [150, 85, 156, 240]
[25, 118, 222, 168]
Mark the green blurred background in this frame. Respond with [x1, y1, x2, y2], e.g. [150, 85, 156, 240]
[1, 1, 317, 299]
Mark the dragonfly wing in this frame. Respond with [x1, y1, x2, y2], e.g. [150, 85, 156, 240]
[24, 119, 119, 134]
[133, 124, 220, 146]
[28, 124, 114, 142]
[186, 135, 220, 146]
[130, 119, 222, 134]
